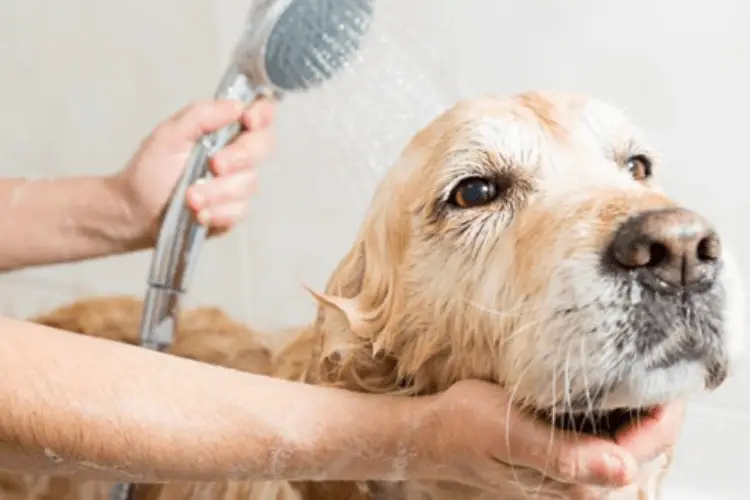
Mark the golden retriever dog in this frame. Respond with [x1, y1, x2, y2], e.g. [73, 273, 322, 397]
[2, 91, 745, 500]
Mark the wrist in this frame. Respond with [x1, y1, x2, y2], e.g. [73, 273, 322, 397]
[102, 173, 156, 249]
[84, 175, 151, 253]
[402, 393, 453, 481]
[270, 387, 441, 482]
[0, 176, 153, 271]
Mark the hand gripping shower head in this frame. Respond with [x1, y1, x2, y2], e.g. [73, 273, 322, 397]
[142, 0, 375, 350]
[110, 2, 375, 499]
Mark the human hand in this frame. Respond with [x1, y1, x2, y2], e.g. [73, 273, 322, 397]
[110, 98, 275, 241]
[411, 380, 686, 496]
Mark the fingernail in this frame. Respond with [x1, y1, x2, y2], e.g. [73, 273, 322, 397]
[595, 453, 634, 487]
[189, 180, 206, 204]
[197, 209, 210, 225]
[209, 157, 226, 175]
[241, 112, 253, 131]
[257, 107, 272, 128]
[189, 190, 204, 207]
[246, 103, 273, 130]
[249, 108, 263, 130]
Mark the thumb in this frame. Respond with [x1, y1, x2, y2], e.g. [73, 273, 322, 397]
[442, 380, 639, 488]
[167, 100, 245, 142]
[502, 409, 638, 487]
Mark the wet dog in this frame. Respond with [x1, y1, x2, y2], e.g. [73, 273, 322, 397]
[4, 91, 744, 500]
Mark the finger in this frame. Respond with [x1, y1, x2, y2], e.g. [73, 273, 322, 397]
[197, 202, 247, 228]
[209, 128, 275, 176]
[241, 99, 276, 131]
[616, 401, 686, 461]
[502, 410, 637, 487]
[186, 171, 257, 213]
[163, 100, 245, 142]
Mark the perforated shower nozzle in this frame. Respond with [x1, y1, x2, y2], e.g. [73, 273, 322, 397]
[239, 0, 375, 93]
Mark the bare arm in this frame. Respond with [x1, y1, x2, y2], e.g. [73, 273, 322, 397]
[0, 177, 148, 271]
[0, 315, 655, 488]
[0, 315, 422, 483]
[0, 100, 275, 272]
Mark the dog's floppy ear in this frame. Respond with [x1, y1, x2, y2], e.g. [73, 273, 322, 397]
[305, 183, 411, 389]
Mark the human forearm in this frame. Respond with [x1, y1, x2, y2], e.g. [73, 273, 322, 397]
[0, 316, 430, 482]
[0, 177, 149, 271]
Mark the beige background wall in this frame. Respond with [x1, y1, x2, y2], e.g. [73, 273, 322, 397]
[1, 1, 748, 497]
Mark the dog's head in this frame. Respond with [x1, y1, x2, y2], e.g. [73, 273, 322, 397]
[312, 91, 745, 436]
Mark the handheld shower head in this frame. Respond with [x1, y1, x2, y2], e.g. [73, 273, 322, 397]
[238, 0, 375, 95]
[145, 0, 377, 332]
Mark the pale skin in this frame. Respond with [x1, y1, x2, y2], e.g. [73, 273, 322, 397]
[0, 99, 685, 493]
[0, 99, 274, 271]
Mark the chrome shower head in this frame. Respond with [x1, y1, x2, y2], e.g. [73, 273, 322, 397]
[235, 0, 375, 96]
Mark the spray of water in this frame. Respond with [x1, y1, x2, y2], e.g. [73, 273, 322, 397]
[237, 1, 468, 330]
[280, 2, 464, 195]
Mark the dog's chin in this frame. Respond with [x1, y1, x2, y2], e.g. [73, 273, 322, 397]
[527, 290, 728, 441]
[532, 361, 706, 439]
[536, 406, 661, 441]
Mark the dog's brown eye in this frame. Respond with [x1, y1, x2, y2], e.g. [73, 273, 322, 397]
[626, 155, 652, 181]
[448, 177, 499, 208]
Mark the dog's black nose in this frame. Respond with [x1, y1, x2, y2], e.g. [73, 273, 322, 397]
[608, 208, 721, 289]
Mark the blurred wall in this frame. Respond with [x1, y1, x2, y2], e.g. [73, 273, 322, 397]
[1, 1, 749, 496]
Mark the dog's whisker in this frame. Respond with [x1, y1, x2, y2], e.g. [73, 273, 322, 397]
[463, 298, 532, 317]
[531, 348, 565, 493]
[504, 359, 546, 494]
[578, 336, 599, 436]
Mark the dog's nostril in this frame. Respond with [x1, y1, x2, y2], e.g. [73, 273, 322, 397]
[697, 234, 722, 262]
[646, 242, 670, 268]
[608, 208, 721, 290]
